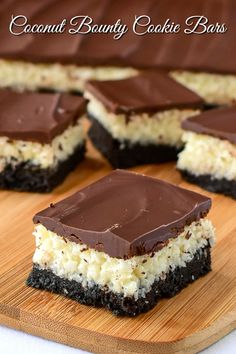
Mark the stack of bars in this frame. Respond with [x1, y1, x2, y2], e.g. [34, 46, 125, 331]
[178, 106, 236, 199]
[0, 90, 86, 192]
[85, 71, 204, 168]
[27, 170, 215, 316]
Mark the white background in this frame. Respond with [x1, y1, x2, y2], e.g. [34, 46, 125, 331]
[0, 325, 235, 354]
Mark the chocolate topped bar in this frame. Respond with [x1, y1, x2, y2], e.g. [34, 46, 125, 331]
[34, 170, 211, 258]
[0, 89, 86, 192]
[0, 1, 236, 74]
[86, 72, 203, 114]
[0, 90, 86, 144]
[28, 169, 215, 315]
[182, 106, 236, 144]
[178, 106, 236, 198]
[86, 71, 203, 168]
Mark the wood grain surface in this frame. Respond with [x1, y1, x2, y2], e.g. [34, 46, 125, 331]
[0, 138, 236, 354]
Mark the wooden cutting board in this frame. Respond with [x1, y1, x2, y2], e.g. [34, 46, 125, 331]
[0, 140, 236, 354]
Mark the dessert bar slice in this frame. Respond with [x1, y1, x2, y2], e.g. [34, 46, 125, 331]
[85, 72, 203, 168]
[27, 170, 215, 316]
[177, 106, 236, 198]
[0, 90, 86, 192]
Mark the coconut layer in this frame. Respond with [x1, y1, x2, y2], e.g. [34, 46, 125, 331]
[0, 59, 138, 92]
[177, 132, 236, 181]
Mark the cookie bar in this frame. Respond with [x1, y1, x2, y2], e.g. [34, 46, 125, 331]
[0, 90, 86, 192]
[85, 72, 203, 168]
[177, 106, 236, 198]
[27, 170, 215, 316]
[0, 60, 138, 94]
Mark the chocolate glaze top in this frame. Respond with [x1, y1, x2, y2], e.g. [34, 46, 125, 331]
[0, 0, 235, 74]
[0, 90, 86, 144]
[86, 71, 203, 114]
[33, 170, 211, 258]
[182, 106, 236, 144]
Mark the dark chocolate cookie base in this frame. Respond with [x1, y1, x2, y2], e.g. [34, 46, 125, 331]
[203, 103, 221, 110]
[88, 117, 180, 168]
[0, 144, 85, 193]
[27, 246, 211, 316]
[179, 170, 236, 199]
[38, 88, 82, 96]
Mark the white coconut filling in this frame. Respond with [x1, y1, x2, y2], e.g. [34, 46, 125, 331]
[177, 132, 236, 181]
[170, 70, 236, 105]
[33, 219, 215, 299]
[0, 119, 85, 172]
[0, 59, 138, 92]
[85, 92, 201, 147]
